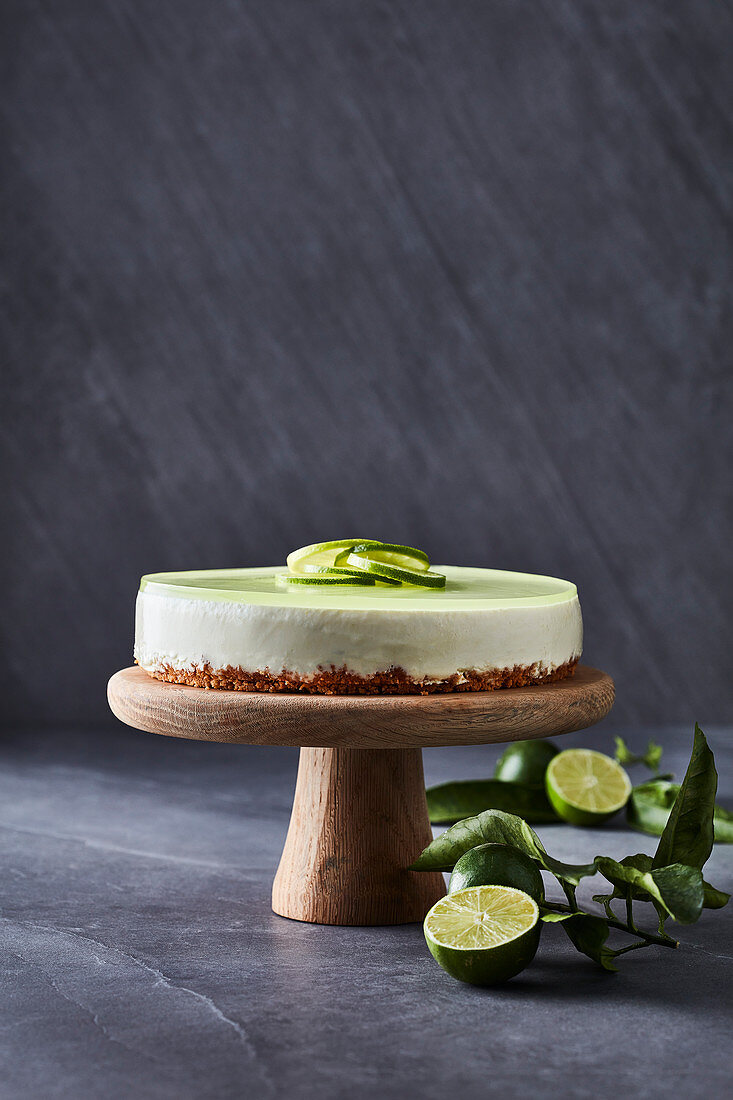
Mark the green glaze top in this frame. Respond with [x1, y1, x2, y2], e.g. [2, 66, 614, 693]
[139, 565, 578, 613]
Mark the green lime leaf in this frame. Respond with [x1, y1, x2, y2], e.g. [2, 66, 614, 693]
[410, 809, 597, 885]
[644, 741, 664, 773]
[593, 851, 719, 926]
[628, 779, 733, 844]
[410, 810, 546, 872]
[627, 781, 679, 836]
[592, 853, 654, 906]
[595, 857, 705, 925]
[614, 736, 638, 766]
[614, 736, 664, 775]
[411, 803, 712, 918]
[711, 806, 733, 843]
[539, 852, 604, 887]
[702, 881, 731, 909]
[542, 912, 618, 972]
[426, 780, 558, 825]
[652, 725, 717, 871]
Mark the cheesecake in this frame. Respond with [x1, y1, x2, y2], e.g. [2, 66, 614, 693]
[133, 564, 583, 694]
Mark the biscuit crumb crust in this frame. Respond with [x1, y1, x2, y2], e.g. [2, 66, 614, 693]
[141, 658, 578, 695]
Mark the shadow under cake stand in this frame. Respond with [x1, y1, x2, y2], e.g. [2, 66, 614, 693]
[107, 665, 614, 926]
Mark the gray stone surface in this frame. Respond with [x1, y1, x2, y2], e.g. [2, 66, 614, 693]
[3, 0, 733, 728]
[2, 720, 731, 1099]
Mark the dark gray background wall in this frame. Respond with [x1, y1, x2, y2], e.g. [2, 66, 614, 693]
[3, 0, 731, 728]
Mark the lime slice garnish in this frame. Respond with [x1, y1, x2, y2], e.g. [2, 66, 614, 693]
[275, 571, 375, 587]
[424, 885, 540, 986]
[286, 540, 371, 574]
[285, 539, 441, 588]
[545, 749, 631, 826]
[281, 541, 387, 576]
[301, 564, 372, 579]
[342, 551, 446, 588]
[335, 542, 430, 573]
[287, 539, 422, 574]
[299, 563, 401, 586]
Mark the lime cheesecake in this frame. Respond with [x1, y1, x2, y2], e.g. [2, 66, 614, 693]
[134, 541, 582, 695]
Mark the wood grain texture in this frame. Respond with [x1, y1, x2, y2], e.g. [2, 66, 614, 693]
[107, 664, 614, 747]
[5, 2, 732, 728]
[272, 747, 445, 925]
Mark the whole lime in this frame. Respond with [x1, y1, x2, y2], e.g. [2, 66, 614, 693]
[424, 885, 541, 986]
[494, 739, 558, 786]
[448, 842, 545, 904]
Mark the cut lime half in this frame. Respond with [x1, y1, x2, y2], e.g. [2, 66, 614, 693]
[545, 749, 631, 826]
[424, 885, 540, 986]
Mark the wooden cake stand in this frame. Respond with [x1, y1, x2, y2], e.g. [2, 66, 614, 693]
[107, 665, 614, 927]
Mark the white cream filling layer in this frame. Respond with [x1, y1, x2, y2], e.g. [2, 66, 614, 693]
[134, 589, 583, 681]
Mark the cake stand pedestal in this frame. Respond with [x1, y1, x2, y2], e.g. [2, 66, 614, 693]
[107, 665, 614, 926]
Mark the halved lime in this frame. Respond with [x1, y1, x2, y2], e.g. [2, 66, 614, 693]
[424, 885, 540, 986]
[275, 571, 375, 587]
[286, 540, 369, 574]
[335, 542, 430, 573]
[341, 551, 446, 588]
[545, 749, 631, 826]
[494, 739, 558, 786]
[448, 843, 545, 904]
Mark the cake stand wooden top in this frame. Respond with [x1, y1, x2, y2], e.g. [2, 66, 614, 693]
[107, 665, 614, 748]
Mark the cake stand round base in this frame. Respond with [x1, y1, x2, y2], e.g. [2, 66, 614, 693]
[107, 665, 614, 926]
